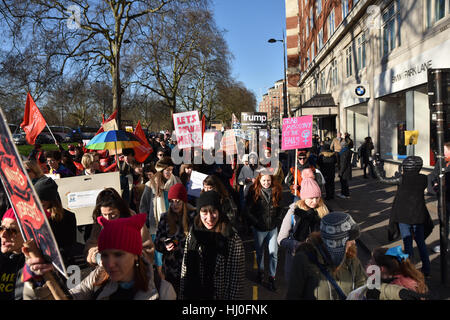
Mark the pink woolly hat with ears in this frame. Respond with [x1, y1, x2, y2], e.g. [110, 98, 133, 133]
[300, 168, 321, 200]
[97, 213, 147, 256]
[2, 208, 17, 221]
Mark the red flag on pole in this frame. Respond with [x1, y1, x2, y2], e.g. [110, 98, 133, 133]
[96, 109, 118, 135]
[134, 121, 153, 163]
[20, 92, 47, 145]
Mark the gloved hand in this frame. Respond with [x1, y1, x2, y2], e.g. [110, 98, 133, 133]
[398, 289, 429, 300]
[365, 288, 381, 300]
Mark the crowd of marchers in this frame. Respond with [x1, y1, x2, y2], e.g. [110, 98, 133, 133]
[0, 130, 448, 300]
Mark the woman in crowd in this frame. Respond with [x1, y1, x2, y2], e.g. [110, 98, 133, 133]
[286, 212, 367, 300]
[202, 175, 238, 228]
[370, 246, 428, 294]
[317, 143, 338, 200]
[277, 168, 329, 282]
[154, 183, 194, 296]
[147, 156, 181, 279]
[179, 191, 245, 300]
[23, 214, 176, 300]
[85, 188, 154, 266]
[34, 177, 78, 265]
[179, 163, 196, 205]
[81, 153, 101, 175]
[0, 209, 26, 300]
[245, 170, 283, 291]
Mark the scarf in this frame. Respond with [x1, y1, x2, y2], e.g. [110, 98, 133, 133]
[183, 223, 232, 299]
[261, 187, 272, 204]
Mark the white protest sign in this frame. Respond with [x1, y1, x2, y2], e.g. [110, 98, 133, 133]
[203, 131, 217, 149]
[187, 170, 208, 198]
[173, 111, 203, 149]
[67, 189, 104, 209]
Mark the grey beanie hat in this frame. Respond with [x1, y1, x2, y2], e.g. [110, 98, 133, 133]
[320, 212, 360, 267]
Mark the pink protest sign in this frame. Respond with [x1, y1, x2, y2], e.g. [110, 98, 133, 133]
[281, 115, 313, 150]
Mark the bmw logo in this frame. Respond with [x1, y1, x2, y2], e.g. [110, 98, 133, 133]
[355, 85, 366, 96]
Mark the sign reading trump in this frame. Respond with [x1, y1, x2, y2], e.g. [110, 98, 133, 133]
[281, 115, 313, 150]
[173, 111, 203, 149]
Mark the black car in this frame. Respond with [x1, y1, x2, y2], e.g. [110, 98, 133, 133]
[35, 133, 54, 144]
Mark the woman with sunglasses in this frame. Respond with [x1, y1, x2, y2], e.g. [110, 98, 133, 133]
[154, 183, 194, 297]
[0, 209, 26, 300]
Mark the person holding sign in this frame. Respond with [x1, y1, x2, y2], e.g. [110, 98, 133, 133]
[245, 170, 284, 292]
[0, 209, 26, 300]
[34, 177, 78, 265]
[23, 213, 176, 300]
[285, 150, 319, 202]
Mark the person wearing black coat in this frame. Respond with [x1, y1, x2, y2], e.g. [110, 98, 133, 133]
[360, 137, 376, 179]
[337, 138, 352, 198]
[317, 144, 338, 200]
[245, 171, 283, 291]
[373, 156, 433, 277]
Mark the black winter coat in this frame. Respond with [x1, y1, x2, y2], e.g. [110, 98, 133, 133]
[338, 148, 352, 180]
[246, 189, 282, 231]
[317, 151, 337, 180]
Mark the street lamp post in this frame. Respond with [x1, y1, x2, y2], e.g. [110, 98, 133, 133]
[268, 33, 288, 119]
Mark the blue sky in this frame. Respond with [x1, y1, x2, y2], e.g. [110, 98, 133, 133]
[212, 0, 287, 106]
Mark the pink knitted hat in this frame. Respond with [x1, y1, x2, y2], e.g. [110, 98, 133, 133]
[97, 213, 146, 256]
[2, 208, 16, 221]
[300, 169, 321, 200]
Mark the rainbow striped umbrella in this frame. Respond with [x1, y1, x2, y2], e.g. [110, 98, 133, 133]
[85, 130, 145, 150]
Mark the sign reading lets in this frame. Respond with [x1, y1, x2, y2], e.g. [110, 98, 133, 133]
[173, 111, 203, 149]
[281, 115, 313, 150]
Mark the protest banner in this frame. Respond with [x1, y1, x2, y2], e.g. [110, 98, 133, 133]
[54, 172, 121, 226]
[0, 108, 67, 278]
[220, 129, 237, 155]
[173, 110, 203, 149]
[203, 131, 217, 150]
[281, 115, 313, 150]
[186, 170, 208, 198]
[241, 112, 268, 131]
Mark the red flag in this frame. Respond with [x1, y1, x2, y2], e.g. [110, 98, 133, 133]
[202, 114, 206, 135]
[134, 121, 153, 163]
[20, 93, 47, 145]
[96, 109, 118, 135]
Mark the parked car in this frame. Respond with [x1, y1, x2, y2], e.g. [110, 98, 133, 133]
[13, 133, 27, 145]
[35, 133, 54, 144]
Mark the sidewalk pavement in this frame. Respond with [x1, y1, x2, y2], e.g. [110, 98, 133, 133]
[325, 166, 450, 300]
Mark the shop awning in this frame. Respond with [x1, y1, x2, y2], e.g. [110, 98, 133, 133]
[302, 94, 336, 108]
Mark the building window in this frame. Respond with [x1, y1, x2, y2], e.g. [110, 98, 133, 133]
[342, 0, 349, 19]
[426, 0, 449, 27]
[310, 7, 314, 31]
[320, 70, 326, 93]
[307, 50, 310, 66]
[318, 28, 324, 51]
[312, 42, 315, 60]
[345, 46, 353, 77]
[382, 0, 401, 56]
[328, 8, 336, 37]
[331, 59, 338, 87]
[356, 32, 366, 72]
[317, 0, 322, 15]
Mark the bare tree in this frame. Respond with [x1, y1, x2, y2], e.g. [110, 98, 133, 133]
[0, 0, 175, 127]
